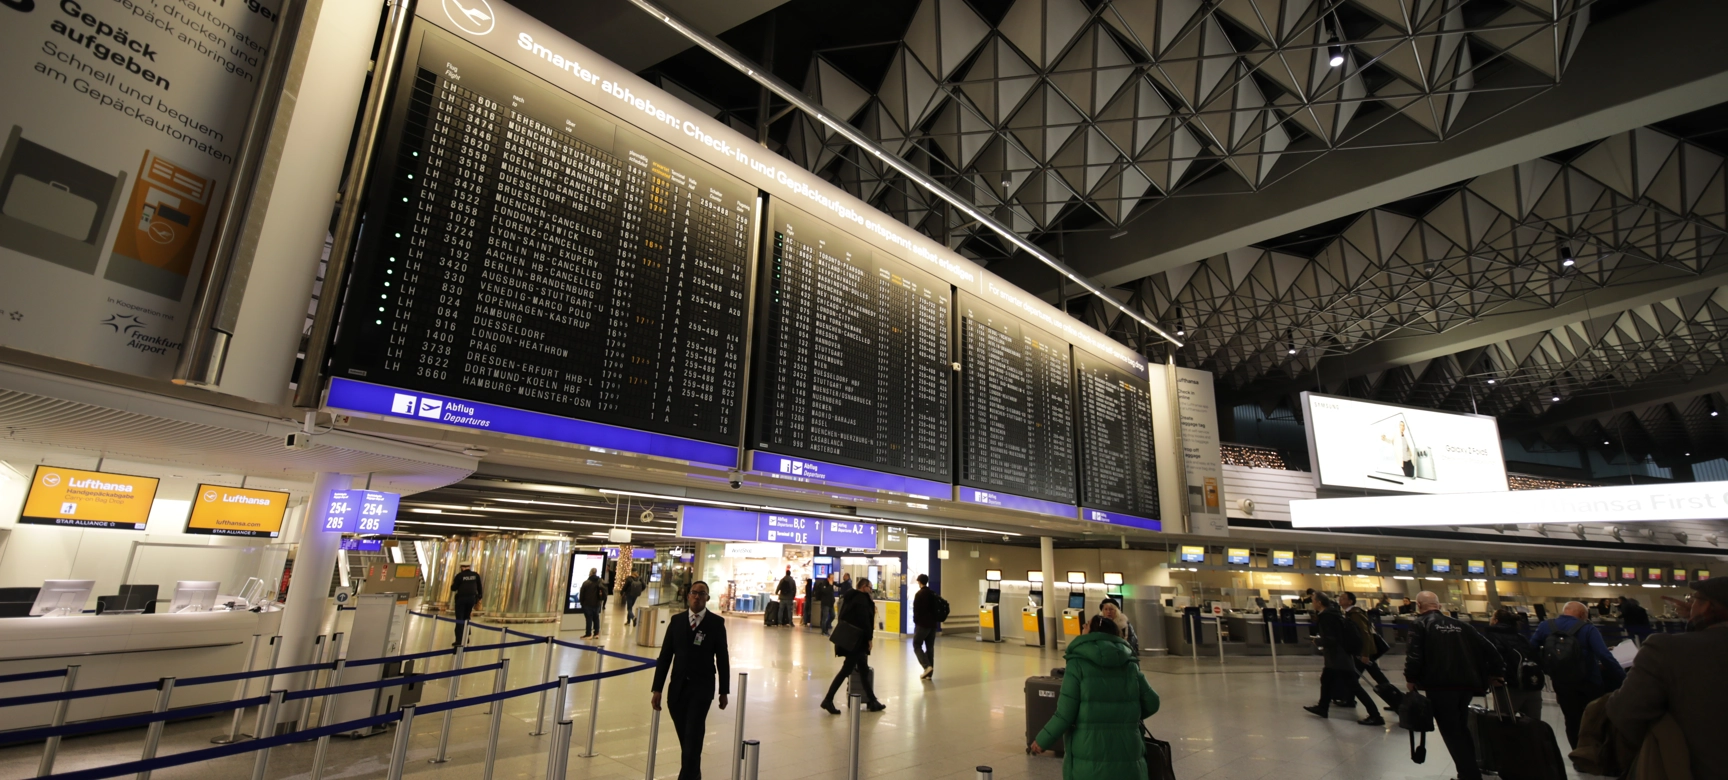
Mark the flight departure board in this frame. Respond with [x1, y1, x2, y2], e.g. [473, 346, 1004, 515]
[958, 292, 1076, 503]
[329, 27, 755, 446]
[752, 203, 952, 480]
[1074, 347, 1159, 521]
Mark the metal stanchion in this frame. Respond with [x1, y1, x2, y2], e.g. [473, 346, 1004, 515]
[137, 677, 176, 780]
[1189, 615, 1199, 663]
[250, 636, 284, 738]
[429, 635, 468, 764]
[544, 719, 573, 780]
[846, 693, 863, 780]
[308, 658, 346, 780]
[486, 631, 510, 716]
[730, 672, 749, 780]
[212, 634, 260, 744]
[293, 634, 329, 732]
[742, 739, 760, 780]
[1268, 620, 1280, 672]
[386, 705, 416, 780]
[548, 674, 570, 729]
[482, 657, 511, 780]
[530, 635, 556, 735]
[249, 690, 285, 780]
[643, 703, 661, 780]
[975, 767, 993, 780]
[578, 652, 604, 758]
[1217, 619, 1226, 665]
[35, 664, 78, 777]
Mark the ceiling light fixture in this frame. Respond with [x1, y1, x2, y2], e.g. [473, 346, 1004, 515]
[1327, 38, 1346, 67]
[623, 0, 1181, 348]
[1486, 378, 1495, 384]
[1560, 245, 1575, 268]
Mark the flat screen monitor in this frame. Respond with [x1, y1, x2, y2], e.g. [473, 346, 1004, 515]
[1067, 592, 1085, 609]
[1300, 392, 1507, 495]
[1646, 568, 1663, 582]
[1271, 551, 1294, 567]
[1671, 569, 1687, 583]
[21, 466, 158, 531]
[1066, 571, 1086, 584]
[104, 584, 158, 613]
[1432, 558, 1451, 573]
[0, 587, 42, 618]
[185, 484, 289, 538]
[1563, 564, 1580, 578]
[1698, 570, 1711, 582]
[1354, 555, 1377, 571]
[29, 580, 94, 616]
[985, 569, 1003, 582]
[1620, 567, 1638, 582]
[1179, 546, 1205, 563]
[1028, 571, 1044, 583]
[1500, 562, 1518, 576]
[1315, 553, 1337, 569]
[168, 581, 221, 614]
[1394, 557, 1415, 572]
[985, 587, 1000, 604]
[1592, 565, 1611, 580]
[1467, 560, 1486, 575]
[1102, 572, 1123, 585]
[1226, 548, 1250, 565]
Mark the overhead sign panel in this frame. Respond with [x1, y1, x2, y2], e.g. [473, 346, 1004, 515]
[20, 466, 158, 531]
[1292, 480, 1728, 529]
[321, 490, 400, 535]
[677, 505, 879, 550]
[1302, 393, 1507, 495]
[185, 484, 289, 538]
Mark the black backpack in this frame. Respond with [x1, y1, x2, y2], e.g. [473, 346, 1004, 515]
[932, 592, 951, 623]
[1540, 620, 1591, 685]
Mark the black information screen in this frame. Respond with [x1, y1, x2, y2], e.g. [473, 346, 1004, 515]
[1073, 348, 1159, 519]
[957, 292, 1075, 503]
[752, 203, 951, 480]
[330, 27, 755, 445]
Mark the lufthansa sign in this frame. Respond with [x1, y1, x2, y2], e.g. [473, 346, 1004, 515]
[185, 484, 289, 538]
[1292, 480, 1728, 529]
[20, 466, 159, 530]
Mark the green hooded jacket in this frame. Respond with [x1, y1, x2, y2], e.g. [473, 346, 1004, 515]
[1034, 632, 1161, 779]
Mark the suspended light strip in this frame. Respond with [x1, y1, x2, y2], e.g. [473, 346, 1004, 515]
[597, 488, 1025, 537]
[623, 0, 1181, 349]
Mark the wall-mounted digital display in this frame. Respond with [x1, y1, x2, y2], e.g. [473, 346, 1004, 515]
[1301, 392, 1508, 496]
[1066, 571, 1086, 584]
[1646, 568, 1663, 582]
[1028, 571, 1044, 583]
[185, 484, 289, 538]
[677, 506, 878, 549]
[1227, 548, 1251, 565]
[20, 466, 158, 531]
[1074, 346, 1158, 526]
[1354, 554, 1377, 571]
[1102, 572, 1123, 585]
[1500, 562, 1518, 576]
[1672, 569, 1687, 583]
[1563, 564, 1580, 578]
[1432, 558, 1451, 573]
[1179, 546, 1205, 563]
[1592, 565, 1611, 580]
[1271, 550, 1294, 567]
[321, 490, 400, 535]
[957, 291, 1075, 504]
[1466, 560, 1486, 575]
[1698, 570, 1711, 581]
[985, 569, 1003, 582]
[341, 538, 383, 552]
[1620, 567, 1638, 581]
[1394, 557, 1415, 572]
[1315, 552, 1337, 569]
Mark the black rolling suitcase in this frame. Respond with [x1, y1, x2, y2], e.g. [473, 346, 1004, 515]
[1025, 672, 1065, 756]
[1471, 686, 1567, 780]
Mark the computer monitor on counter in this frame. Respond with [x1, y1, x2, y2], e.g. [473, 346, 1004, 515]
[169, 581, 221, 613]
[29, 580, 95, 617]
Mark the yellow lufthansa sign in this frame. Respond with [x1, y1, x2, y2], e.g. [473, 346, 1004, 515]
[20, 466, 158, 530]
[186, 484, 290, 538]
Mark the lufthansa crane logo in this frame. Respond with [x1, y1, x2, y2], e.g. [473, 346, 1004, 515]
[42, 472, 61, 487]
[204, 490, 219, 502]
[444, 0, 495, 35]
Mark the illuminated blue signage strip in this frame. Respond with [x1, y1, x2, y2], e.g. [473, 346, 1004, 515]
[955, 487, 1074, 517]
[1079, 507, 1163, 532]
[322, 490, 400, 535]
[327, 378, 739, 469]
[679, 505, 879, 549]
[747, 451, 949, 498]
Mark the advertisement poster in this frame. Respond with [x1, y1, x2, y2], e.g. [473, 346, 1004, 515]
[0, 0, 278, 377]
[1302, 392, 1508, 495]
[1150, 363, 1227, 535]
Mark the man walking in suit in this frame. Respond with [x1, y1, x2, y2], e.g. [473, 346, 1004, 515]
[651, 580, 730, 780]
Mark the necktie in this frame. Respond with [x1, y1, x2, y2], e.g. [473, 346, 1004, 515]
[691, 613, 699, 631]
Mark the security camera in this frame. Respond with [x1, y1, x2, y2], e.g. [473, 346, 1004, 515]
[285, 432, 314, 450]
[727, 470, 743, 490]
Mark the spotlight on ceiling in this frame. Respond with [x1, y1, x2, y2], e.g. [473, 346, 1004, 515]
[1676, 531, 1689, 545]
[1328, 41, 1346, 67]
[1173, 307, 1185, 337]
[1287, 344, 1297, 355]
[1486, 378, 1495, 384]
[1573, 524, 1588, 540]
[1707, 534, 1720, 546]
[1560, 245, 1576, 268]
[1609, 527, 1624, 542]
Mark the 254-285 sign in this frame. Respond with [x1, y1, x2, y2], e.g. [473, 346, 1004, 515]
[321, 490, 400, 535]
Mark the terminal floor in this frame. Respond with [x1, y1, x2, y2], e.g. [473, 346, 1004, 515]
[1, 608, 1609, 780]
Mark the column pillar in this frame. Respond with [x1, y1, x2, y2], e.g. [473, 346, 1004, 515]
[1040, 536, 1058, 647]
[273, 470, 349, 726]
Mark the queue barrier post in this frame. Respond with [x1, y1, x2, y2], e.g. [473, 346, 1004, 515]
[34, 664, 78, 778]
[249, 636, 283, 738]
[742, 739, 760, 780]
[429, 633, 469, 764]
[545, 718, 573, 780]
[1268, 619, 1279, 672]
[212, 634, 260, 744]
[530, 635, 556, 735]
[249, 690, 285, 780]
[579, 652, 604, 758]
[293, 633, 329, 732]
[137, 676, 176, 780]
[976, 767, 994, 780]
[482, 657, 510, 780]
[847, 693, 864, 780]
[643, 701, 662, 780]
[308, 658, 347, 780]
[1217, 618, 1226, 665]
[386, 705, 416, 780]
[730, 671, 749, 780]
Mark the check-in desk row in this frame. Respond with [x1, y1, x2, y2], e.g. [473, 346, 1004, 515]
[1163, 609, 1414, 657]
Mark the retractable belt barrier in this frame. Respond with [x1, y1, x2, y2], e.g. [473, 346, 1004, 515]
[2, 613, 660, 780]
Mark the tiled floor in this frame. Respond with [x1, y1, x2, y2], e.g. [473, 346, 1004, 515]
[0, 606, 1602, 779]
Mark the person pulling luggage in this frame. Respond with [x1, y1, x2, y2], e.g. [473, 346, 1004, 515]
[821, 578, 884, 713]
[1341, 591, 1399, 712]
[1403, 591, 1503, 780]
[1482, 609, 1544, 720]
[1303, 592, 1383, 725]
[1028, 614, 1160, 779]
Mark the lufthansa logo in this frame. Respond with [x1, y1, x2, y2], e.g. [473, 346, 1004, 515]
[443, 0, 495, 35]
[204, 490, 219, 502]
[42, 473, 61, 487]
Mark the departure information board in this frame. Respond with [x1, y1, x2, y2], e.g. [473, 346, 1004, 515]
[1074, 347, 1159, 522]
[330, 27, 755, 446]
[752, 203, 951, 481]
[957, 292, 1075, 503]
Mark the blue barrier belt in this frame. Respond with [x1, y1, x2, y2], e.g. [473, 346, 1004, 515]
[0, 669, 70, 685]
[39, 708, 405, 780]
[176, 661, 333, 689]
[283, 661, 503, 703]
[0, 680, 160, 709]
[1, 695, 271, 744]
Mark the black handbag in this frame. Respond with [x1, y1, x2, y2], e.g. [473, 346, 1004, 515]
[1141, 724, 1175, 780]
[829, 620, 865, 655]
[1399, 690, 1434, 763]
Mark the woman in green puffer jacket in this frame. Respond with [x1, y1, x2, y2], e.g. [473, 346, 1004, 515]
[1029, 614, 1161, 779]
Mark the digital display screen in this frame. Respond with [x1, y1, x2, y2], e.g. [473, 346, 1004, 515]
[1271, 550, 1294, 567]
[1500, 562, 1518, 576]
[321, 490, 400, 535]
[1066, 571, 1086, 584]
[1592, 565, 1611, 580]
[1395, 557, 1414, 572]
[1315, 552, 1337, 569]
[1467, 560, 1486, 575]
[985, 569, 1003, 582]
[752, 202, 952, 483]
[1672, 569, 1686, 583]
[1302, 392, 1508, 495]
[1074, 347, 1158, 523]
[1563, 564, 1580, 578]
[20, 466, 158, 531]
[1179, 546, 1205, 563]
[676, 506, 878, 549]
[185, 484, 289, 538]
[957, 291, 1076, 504]
[1646, 568, 1663, 582]
[341, 538, 383, 552]
[1621, 567, 1638, 581]
[1354, 554, 1377, 571]
[1102, 572, 1123, 585]
[331, 26, 755, 449]
[1227, 548, 1250, 565]
[1028, 571, 1044, 583]
[1698, 570, 1711, 581]
[1432, 558, 1451, 573]
[1067, 592, 1084, 609]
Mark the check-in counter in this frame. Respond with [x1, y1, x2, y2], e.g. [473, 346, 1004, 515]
[0, 610, 281, 731]
[1163, 609, 1219, 656]
[1225, 613, 1274, 655]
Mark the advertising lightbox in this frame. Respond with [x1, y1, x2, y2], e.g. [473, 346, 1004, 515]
[20, 466, 158, 531]
[185, 485, 289, 538]
[1301, 393, 1508, 495]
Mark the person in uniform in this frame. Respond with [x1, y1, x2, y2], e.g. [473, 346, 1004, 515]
[651, 581, 730, 780]
[450, 561, 483, 646]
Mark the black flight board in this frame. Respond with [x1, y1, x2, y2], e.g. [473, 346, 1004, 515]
[331, 27, 754, 445]
[958, 292, 1076, 503]
[1073, 347, 1159, 520]
[753, 203, 952, 480]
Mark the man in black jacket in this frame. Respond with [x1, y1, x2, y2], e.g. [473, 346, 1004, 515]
[651, 580, 730, 780]
[1303, 593, 1382, 725]
[1340, 591, 1398, 713]
[1404, 591, 1503, 780]
[450, 561, 483, 646]
[813, 575, 836, 635]
[821, 578, 884, 713]
[911, 573, 938, 679]
[578, 569, 605, 639]
[775, 568, 797, 628]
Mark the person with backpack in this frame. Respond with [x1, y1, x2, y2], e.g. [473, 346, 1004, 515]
[1483, 609, 1544, 720]
[1303, 592, 1384, 725]
[1532, 601, 1624, 747]
[1403, 591, 1504, 780]
[911, 573, 945, 679]
[1341, 591, 1398, 712]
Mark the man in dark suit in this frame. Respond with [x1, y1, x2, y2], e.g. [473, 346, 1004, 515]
[820, 578, 884, 714]
[651, 580, 730, 780]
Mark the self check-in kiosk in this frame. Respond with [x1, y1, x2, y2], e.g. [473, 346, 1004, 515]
[1023, 570, 1046, 647]
[1060, 571, 1087, 646]
[979, 569, 1003, 643]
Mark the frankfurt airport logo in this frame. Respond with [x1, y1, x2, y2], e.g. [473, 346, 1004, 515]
[390, 393, 443, 420]
[444, 0, 495, 35]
